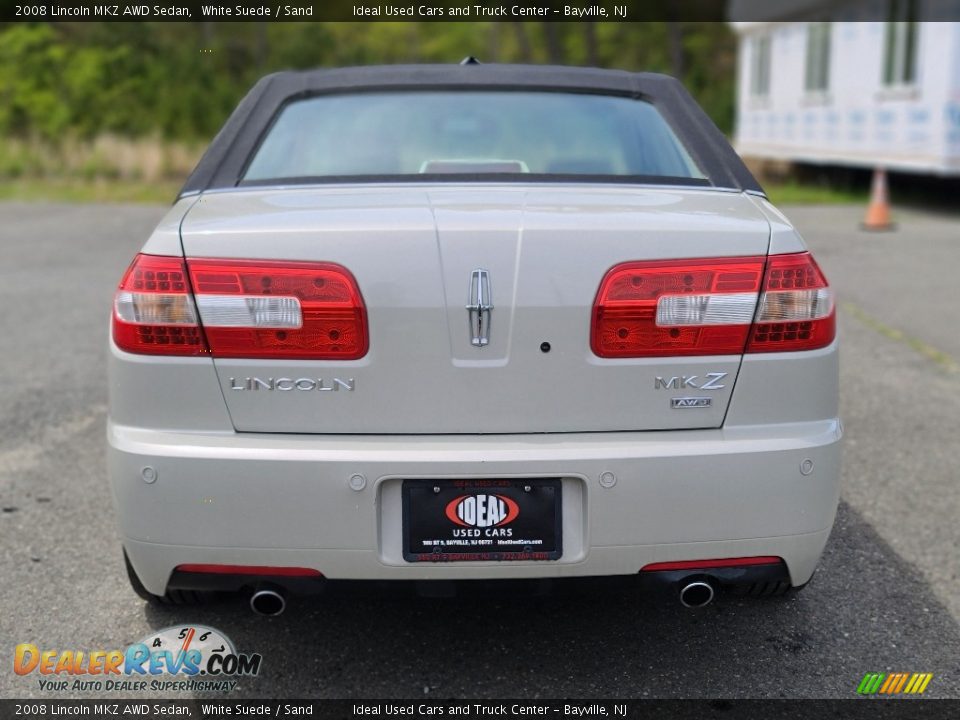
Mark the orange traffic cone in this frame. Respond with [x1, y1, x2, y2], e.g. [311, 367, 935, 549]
[862, 167, 895, 231]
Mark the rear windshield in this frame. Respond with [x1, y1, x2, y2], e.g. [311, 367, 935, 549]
[242, 91, 705, 184]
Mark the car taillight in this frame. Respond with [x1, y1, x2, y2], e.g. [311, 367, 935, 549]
[746, 252, 835, 353]
[113, 254, 207, 356]
[113, 255, 368, 359]
[187, 258, 367, 360]
[591, 252, 834, 357]
[592, 256, 766, 357]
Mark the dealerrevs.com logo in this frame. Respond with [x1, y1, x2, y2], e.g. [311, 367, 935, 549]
[14, 625, 260, 693]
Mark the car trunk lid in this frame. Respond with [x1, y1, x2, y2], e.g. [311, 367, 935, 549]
[179, 185, 771, 434]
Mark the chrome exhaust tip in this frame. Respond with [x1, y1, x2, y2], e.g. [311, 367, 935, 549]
[250, 588, 286, 616]
[679, 580, 715, 608]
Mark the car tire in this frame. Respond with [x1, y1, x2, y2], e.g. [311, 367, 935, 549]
[124, 550, 211, 606]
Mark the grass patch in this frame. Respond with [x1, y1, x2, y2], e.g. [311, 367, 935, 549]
[762, 180, 868, 205]
[0, 135, 200, 204]
[0, 178, 180, 204]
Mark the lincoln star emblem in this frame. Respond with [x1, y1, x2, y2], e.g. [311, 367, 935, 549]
[466, 269, 493, 347]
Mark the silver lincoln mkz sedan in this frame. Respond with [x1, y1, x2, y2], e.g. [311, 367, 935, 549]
[109, 63, 841, 614]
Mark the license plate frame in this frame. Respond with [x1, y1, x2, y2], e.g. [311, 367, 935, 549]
[402, 478, 562, 562]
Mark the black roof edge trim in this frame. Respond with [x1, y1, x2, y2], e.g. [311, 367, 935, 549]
[236, 174, 716, 189]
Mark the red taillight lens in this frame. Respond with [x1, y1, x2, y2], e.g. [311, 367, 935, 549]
[591, 252, 834, 358]
[641, 556, 784, 572]
[112, 254, 208, 356]
[113, 255, 368, 359]
[746, 252, 835, 353]
[591, 256, 766, 357]
[175, 564, 322, 577]
[186, 259, 367, 360]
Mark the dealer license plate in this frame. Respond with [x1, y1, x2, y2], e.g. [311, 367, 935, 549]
[402, 478, 562, 562]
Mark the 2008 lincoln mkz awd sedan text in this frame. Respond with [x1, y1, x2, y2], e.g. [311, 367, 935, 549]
[108, 62, 841, 614]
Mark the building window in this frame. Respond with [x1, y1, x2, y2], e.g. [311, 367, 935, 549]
[883, 0, 918, 86]
[751, 34, 771, 98]
[805, 22, 832, 93]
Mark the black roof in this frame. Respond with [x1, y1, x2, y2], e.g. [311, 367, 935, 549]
[179, 63, 762, 197]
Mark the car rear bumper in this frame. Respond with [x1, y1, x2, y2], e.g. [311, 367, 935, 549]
[109, 419, 842, 596]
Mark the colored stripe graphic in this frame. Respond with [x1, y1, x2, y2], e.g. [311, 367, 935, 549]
[879, 674, 897, 694]
[857, 672, 933, 695]
[893, 673, 909, 693]
[880, 673, 908, 694]
[857, 673, 886, 694]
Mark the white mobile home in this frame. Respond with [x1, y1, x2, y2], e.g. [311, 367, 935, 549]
[731, 1, 960, 175]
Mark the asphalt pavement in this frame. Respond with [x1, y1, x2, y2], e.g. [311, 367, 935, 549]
[0, 201, 958, 700]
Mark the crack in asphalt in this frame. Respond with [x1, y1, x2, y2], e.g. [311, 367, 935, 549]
[842, 301, 960, 374]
